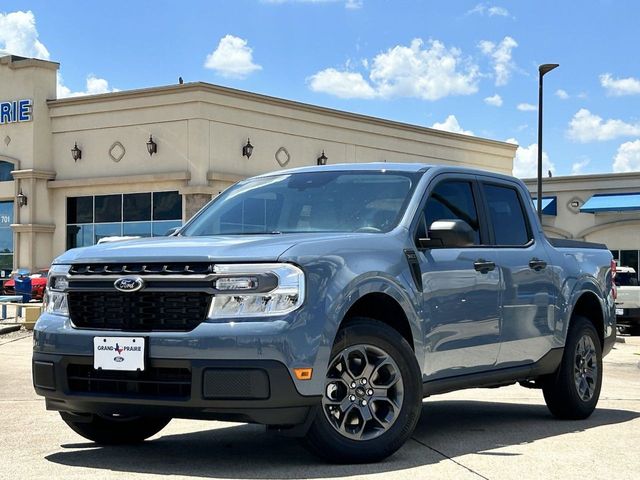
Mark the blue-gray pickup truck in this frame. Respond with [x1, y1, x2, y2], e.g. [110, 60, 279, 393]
[33, 163, 616, 463]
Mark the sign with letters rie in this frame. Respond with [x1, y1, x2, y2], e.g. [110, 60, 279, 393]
[0, 99, 33, 124]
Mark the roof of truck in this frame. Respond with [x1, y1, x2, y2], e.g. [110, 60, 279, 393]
[253, 162, 519, 179]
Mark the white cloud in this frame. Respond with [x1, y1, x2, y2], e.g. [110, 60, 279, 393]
[567, 108, 640, 142]
[506, 138, 555, 178]
[309, 38, 479, 100]
[204, 35, 262, 79]
[479, 36, 517, 86]
[600, 73, 640, 96]
[517, 103, 537, 111]
[431, 115, 474, 136]
[555, 89, 569, 100]
[57, 74, 119, 98]
[467, 3, 511, 17]
[262, 0, 363, 8]
[0, 10, 49, 59]
[484, 93, 503, 106]
[613, 140, 640, 172]
[571, 158, 590, 175]
[308, 68, 376, 99]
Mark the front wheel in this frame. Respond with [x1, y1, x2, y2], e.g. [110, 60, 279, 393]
[542, 315, 602, 419]
[304, 318, 422, 463]
[60, 412, 171, 444]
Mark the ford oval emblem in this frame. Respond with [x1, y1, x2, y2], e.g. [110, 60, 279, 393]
[114, 276, 145, 293]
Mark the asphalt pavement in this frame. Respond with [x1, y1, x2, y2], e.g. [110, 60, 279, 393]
[1, 332, 638, 479]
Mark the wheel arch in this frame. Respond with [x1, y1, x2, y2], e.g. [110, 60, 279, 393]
[342, 292, 415, 351]
[571, 290, 605, 348]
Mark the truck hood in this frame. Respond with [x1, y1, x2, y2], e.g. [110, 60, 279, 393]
[54, 233, 362, 264]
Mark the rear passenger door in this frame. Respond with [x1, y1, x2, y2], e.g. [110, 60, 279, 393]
[477, 178, 556, 366]
[413, 175, 501, 379]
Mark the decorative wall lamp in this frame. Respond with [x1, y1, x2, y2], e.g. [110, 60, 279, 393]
[146, 135, 158, 156]
[17, 189, 27, 207]
[242, 138, 253, 159]
[71, 142, 82, 161]
[317, 150, 328, 166]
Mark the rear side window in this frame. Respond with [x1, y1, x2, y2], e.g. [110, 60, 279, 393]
[424, 180, 481, 245]
[483, 184, 531, 246]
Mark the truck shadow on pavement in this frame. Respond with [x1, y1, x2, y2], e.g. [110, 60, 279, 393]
[46, 399, 639, 478]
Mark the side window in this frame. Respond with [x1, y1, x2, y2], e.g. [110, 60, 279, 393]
[423, 180, 481, 245]
[483, 184, 532, 245]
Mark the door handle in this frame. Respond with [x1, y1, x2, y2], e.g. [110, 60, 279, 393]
[529, 258, 547, 271]
[473, 259, 495, 274]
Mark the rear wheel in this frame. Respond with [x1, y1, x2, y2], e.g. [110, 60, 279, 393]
[60, 412, 171, 444]
[542, 315, 602, 419]
[304, 318, 422, 463]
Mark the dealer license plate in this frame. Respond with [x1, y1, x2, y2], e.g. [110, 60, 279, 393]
[615, 308, 624, 316]
[93, 336, 145, 371]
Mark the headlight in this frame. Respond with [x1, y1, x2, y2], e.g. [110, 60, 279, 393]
[43, 264, 70, 316]
[208, 263, 305, 319]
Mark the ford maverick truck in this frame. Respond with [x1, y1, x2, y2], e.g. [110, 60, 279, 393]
[33, 163, 616, 463]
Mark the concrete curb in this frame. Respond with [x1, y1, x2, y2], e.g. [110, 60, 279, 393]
[0, 324, 21, 335]
[615, 337, 626, 343]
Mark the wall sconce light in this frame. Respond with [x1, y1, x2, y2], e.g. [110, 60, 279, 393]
[146, 135, 158, 156]
[17, 189, 27, 207]
[71, 142, 82, 161]
[317, 150, 328, 166]
[242, 138, 253, 159]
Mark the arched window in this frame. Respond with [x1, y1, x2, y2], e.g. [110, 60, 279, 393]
[0, 161, 14, 182]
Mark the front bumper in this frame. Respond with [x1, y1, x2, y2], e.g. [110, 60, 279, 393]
[33, 352, 320, 426]
[33, 311, 330, 398]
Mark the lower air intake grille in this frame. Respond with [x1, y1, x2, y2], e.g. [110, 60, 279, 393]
[68, 292, 211, 331]
[67, 364, 192, 399]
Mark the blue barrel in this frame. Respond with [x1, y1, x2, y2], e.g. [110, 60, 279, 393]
[14, 276, 32, 303]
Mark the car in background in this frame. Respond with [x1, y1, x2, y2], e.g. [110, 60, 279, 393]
[614, 265, 640, 335]
[3, 269, 49, 301]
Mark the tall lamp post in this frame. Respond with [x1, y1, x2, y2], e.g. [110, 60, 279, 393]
[537, 63, 559, 221]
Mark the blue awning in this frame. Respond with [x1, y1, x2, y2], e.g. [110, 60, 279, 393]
[580, 193, 640, 213]
[532, 196, 557, 216]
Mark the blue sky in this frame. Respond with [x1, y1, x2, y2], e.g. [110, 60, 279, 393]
[2, 0, 640, 177]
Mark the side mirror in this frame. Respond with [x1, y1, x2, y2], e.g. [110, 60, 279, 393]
[165, 226, 182, 236]
[418, 219, 475, 248]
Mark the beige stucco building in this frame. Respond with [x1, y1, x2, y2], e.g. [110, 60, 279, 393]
[0, 54, 517, 273]
[524, 172, 640, 277]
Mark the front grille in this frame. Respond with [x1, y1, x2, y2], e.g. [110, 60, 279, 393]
[68, 292, 211, 331]
[69, 263, 214, 275]
[67, 364, 191, 399]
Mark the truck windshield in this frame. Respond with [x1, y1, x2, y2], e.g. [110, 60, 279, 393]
[181, 170, 422, 235]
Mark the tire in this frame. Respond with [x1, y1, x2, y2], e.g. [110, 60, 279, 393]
[542, 315, 602, 420]
[60, 412, 171, 444]
[304, 317, 422, 463]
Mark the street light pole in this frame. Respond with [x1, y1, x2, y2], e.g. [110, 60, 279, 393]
[537, 63, 559, 221]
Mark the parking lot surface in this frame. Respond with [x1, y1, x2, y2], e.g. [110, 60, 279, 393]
[1, 333, 638, 480]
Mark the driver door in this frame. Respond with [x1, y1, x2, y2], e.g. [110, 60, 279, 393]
[414, 175, 501, 379]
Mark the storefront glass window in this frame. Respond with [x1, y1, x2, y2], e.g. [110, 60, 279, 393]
[0, 161, 14, 182]
[67, 197, 93, 224]
[123, 221, 152, 237]
[95, 195, 122, 223]
[124, 193, 151, 221]
[66, 225, 94, 249]
[66, 191, 181, 250]
[153, 191, 182, 220]
[0, 201, 13, 271]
